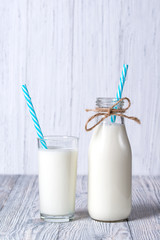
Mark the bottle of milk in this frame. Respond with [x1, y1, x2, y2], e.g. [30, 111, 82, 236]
[88, 98, 132, 222]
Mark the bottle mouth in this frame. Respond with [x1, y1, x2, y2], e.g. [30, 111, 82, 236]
[96, 97, 124, 108]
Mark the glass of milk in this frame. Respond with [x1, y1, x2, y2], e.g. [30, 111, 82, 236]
[88, 98, 132, 222]
[38, 136, 78, 222]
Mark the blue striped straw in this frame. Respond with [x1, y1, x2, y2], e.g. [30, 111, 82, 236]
[22, 84, 47, 149]
[111, 64, 128, 123]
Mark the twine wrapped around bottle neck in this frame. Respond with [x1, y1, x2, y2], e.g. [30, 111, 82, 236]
[85, 97, 141, 131]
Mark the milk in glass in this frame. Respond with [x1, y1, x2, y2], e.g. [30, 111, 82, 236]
[38, 136, 78, 222]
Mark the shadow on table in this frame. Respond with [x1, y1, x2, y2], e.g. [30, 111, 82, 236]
[74, 209, 89, 221]
[129, 202, 160, 221]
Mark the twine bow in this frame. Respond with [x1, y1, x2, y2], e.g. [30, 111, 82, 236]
[85, 97, 141, 131]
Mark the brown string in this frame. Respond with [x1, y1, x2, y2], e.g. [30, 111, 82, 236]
[85, 97, 141, 131]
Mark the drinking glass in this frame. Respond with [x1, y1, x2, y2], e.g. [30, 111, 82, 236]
[38, 136, 78, 222]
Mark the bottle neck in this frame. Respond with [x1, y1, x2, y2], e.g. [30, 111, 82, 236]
[96, 98, 124, 125]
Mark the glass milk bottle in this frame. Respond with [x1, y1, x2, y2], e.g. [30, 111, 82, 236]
[88, 98, 132, 222]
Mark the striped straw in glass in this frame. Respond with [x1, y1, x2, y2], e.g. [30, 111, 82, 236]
[22, 84, 47, 149]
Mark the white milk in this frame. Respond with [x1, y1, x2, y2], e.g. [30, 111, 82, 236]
[88, 123, 132, 221]
[38, 148, 77, 217]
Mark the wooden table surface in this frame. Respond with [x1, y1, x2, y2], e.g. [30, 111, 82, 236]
[0, 175, 159, 240]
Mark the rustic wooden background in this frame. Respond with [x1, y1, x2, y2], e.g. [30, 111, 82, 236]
[0, 0, 159, 175]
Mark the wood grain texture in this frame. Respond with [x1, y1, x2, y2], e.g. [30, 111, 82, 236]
[0, 0, 160, 175]
[0, 176, 37, 238]
[128, 176, 160, 240]
[0, 175, 18, 211]
[0, 175, 160, 239]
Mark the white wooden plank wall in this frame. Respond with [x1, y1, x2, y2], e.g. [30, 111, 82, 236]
[0, 0, 159, 175]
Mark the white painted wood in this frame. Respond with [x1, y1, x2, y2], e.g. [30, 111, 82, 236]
[0, 176, 18, 211]
[128, 176, 160, 240]
[0, 175, 132, 239]
[0, 175, 160, 239]
[0, 0, 159, 174]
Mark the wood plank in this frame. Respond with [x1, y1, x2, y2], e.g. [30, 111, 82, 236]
[0, 175, 132, 239]
[0, 176, 38, 238]
[0, 175, 18, 211]
[0, 0, 27, 174]
[0, 176, 59, 239]
[1, 175, 160, 239]
[0, 0, 160, 176]
[76, 175, 88, 194]
[128, 176, 160, 240]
